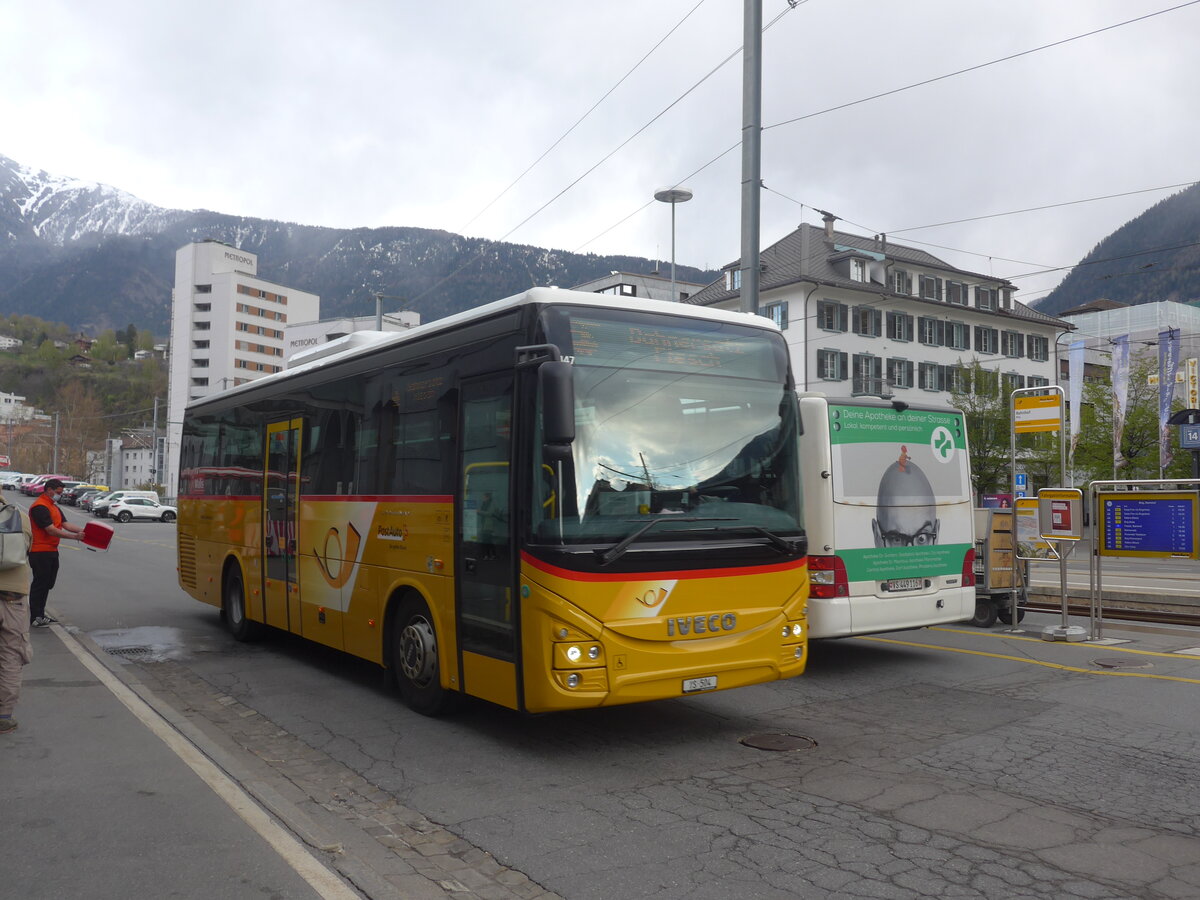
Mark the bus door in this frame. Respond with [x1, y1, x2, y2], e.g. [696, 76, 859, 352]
[263, 419, 302, 632]
[457, 376, 519, 709]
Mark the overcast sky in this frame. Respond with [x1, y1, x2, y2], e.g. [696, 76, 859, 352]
[3, 0, 1197, 306]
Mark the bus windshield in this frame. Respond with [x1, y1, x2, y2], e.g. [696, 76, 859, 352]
[533, 307, 802, 545]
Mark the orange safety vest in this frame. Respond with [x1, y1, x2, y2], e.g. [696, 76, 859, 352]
[30, 492, 65, 553]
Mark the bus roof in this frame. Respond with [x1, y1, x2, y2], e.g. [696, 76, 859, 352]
[189, 287, 778, 411]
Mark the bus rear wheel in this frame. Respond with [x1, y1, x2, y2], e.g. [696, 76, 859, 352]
[223, 565, 263, 642]
[392, 596, 457, 716]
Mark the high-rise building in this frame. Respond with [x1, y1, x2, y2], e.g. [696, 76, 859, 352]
[165, 241, 319, 492]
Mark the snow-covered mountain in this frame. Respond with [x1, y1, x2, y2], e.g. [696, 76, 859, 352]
[0, 155, 188, 245]
[0, 154, 717, 336]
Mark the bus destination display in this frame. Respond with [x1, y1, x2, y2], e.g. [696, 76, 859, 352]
[566, 315, 780, 380]
[1098, 491, 1200, 558]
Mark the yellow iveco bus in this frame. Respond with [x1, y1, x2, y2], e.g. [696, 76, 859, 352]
[177, 288, 808, 715]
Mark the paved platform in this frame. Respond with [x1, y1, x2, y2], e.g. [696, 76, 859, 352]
[4, 604, 1200, 900]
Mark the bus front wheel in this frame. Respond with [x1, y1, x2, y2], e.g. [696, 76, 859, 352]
[392, 596, 457, 716]
[223, 565, 263, 642]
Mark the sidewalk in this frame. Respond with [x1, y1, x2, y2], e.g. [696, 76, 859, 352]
[1, 616, 347, 900]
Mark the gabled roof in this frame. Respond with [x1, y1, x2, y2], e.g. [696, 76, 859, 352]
[685, 222, 1072, 329]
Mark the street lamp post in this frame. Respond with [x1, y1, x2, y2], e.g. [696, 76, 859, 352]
[654, 187, 693, 301]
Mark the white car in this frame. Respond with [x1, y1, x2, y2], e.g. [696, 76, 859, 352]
[108, 497, 178, 523]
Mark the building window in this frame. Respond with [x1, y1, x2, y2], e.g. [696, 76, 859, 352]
[853, 306, 882, 337]
[763, 301, 788, 330]
[974, 326, 999, 354]
[919, 275, 943, 301]
[947, 321, 969, 351]
[946, 365, 969, 393]
[192, 359, 209, 368]
[852, 354, 884, 396]
[1001, 331, 1024, 358]
[946, 281, 967, 306]
[851, 258, 868, 283]
[817, 300, 847, 332]
[975, 286, 997, 310]
[1002, 373, 1024, 394]
[892, 270, 912, 295]
[194, 321, 211, 331]
[918, 317, 944, 347]
[191, 377, 209, 387]
[1027, 375, 1050, 388]
[619, 283, 636, 297]
[816, 349, 847, 380]
[194, 284, 212, 294]
[918, 362, 943, 391]
[887, 358, 914, 389]
[193, 303, 211, 313]
[1027, 335, 1050, 361]
[886, 311, 913, 342]
[725, 269, 742, 291]
[193, 340, 210, 350]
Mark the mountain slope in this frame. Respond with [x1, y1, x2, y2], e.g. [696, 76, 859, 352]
[0, 154, 717, 335]
[1034, 183, 1200, 316]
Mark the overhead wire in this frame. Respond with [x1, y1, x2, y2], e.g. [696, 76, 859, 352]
[410, 2, 806, 303]
[457, 0, 710, 233]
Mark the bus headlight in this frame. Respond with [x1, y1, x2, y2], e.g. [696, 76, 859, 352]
[566, 673, 581, 688]
[587, 645, 601, 660]
[566, 645, 582, 662]
[791, 623, 804, 638]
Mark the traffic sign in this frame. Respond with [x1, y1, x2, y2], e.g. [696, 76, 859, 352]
[0, 455, 9, 468]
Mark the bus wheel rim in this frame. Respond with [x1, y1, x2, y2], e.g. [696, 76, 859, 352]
[399, 616, 437, 687]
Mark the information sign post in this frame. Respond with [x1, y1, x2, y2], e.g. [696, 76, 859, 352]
[1010, 386, 1066, 634]
[1035, 488, 1086, 642]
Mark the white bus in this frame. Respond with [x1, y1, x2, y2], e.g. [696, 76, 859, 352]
[797, 394, 976, 638]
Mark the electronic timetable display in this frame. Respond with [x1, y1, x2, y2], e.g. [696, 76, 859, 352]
[1098, 491, 1200, 558]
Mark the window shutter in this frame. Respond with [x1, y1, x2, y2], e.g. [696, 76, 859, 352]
[838, 351, 847, 378]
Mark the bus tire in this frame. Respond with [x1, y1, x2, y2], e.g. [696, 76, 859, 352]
[223, 563, 264, 642]
[392, 596, 457, 716]
[970, 597, 998, 628]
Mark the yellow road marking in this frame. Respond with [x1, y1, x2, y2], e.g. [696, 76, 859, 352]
[932, 626, 1194, 660]
[858, 635, 1200, 685]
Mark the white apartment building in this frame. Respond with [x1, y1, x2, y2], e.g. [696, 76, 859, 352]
[686, 218, 1071, 403]
[166, 241, 319, 491]
[0, 390, 37, 422]
[284, 310, 420, 365]
[102, 435, 167, 491]
[0, 335, 23, 351]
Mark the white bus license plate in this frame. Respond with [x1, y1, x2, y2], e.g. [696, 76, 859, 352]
[887, 578, 923, 592]
[683, 675, 718, 694]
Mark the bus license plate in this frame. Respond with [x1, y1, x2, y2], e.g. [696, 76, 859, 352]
[683, 675, 718, 694]
[887, 578, 923, 592]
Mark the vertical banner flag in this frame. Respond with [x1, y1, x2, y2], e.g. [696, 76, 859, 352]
[1159, 328, 1181, 470]
[1112, 334, 1130, 470]
[1068, 340, 1085, 463]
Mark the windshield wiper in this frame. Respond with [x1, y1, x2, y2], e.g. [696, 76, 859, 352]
[594, 517, 735, 566]
[688, 524, 802, 556]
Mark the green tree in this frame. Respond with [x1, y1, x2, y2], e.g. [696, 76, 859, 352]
[949, 363, 1011, 501]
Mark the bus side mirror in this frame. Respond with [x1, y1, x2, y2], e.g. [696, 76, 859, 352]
[540, 361, 575, 458]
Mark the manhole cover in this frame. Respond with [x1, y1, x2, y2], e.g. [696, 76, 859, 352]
[739, 733, 817, 752]
[1092, 657, 1152, 670]
[106, 646, 155, 661]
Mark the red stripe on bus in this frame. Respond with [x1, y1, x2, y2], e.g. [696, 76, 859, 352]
[520, 550, 806, 583]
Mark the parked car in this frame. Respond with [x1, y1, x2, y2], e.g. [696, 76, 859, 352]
[22, 474, 73, 496]
[108, 497, 177, 523]
[76, 490, 106, 511]
[0, 472, 24, 490]
[93, 490, 160, 518]
[62, 483, 107, 505]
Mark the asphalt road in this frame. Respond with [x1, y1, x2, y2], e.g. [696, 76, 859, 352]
[21, 493, 1200, 900]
